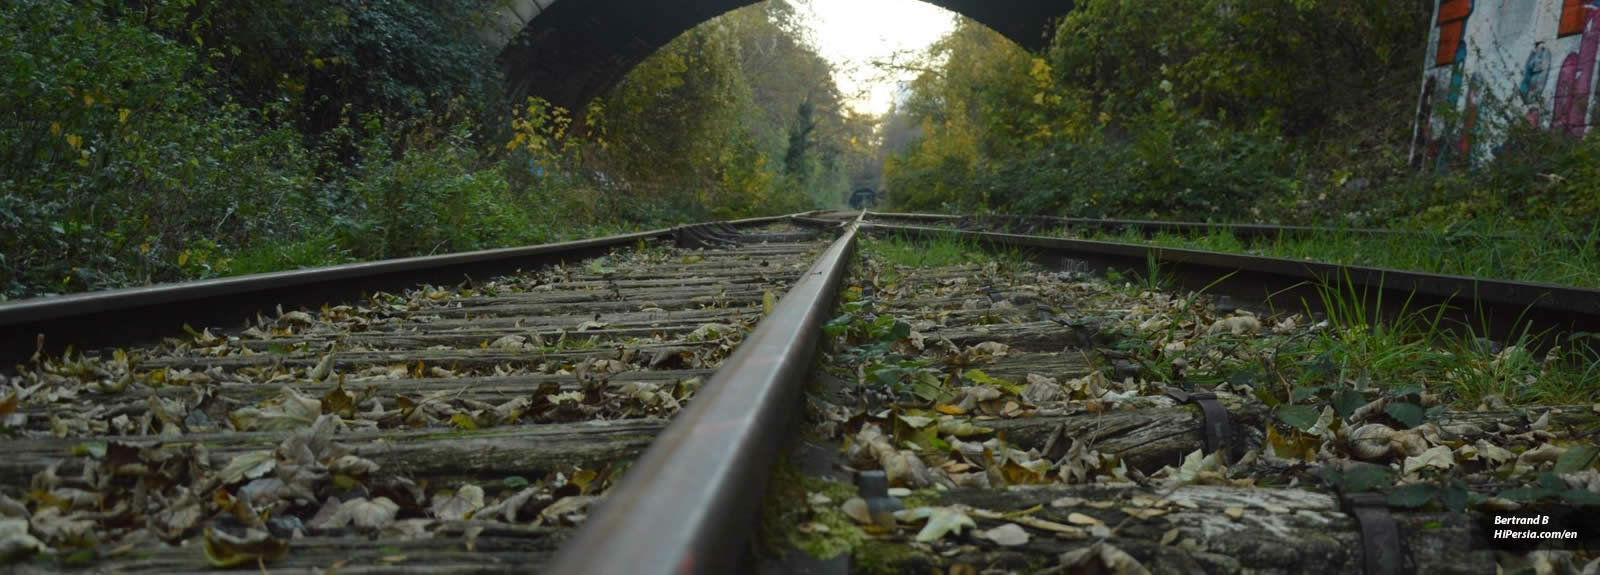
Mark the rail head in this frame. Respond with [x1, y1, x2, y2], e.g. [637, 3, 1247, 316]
[544, 221, 859, 575]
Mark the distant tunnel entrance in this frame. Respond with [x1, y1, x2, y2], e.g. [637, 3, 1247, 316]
[849, 188, 877, 210]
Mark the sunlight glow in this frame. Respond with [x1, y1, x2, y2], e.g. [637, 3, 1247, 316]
[796, 0, 957, 117]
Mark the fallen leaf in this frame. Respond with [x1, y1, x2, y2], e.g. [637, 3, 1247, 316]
[229, 387, 321, 431]
[1206, 316, 1260, 336]
[1475, 440, 1515, 464]
[218, 451, 276, 485]
[1159, 528, 1180, 546]
[0, 517, 46, 559]
[1224, 507, 1244, 519]
[893, 507, 976, 542]
[1175, 449, 1224, 483]
[841, 497, 872, 525]
[321, 498, 399, 530]
[1058, 542, 1152, 575]
[203, 527, 288, 568]
[1518, 443, 1566, 466]
[1120, 507, 1168, 519]
[1402, 445, 1455, 475]
[982, 523, 1030, 546]
[309, 351, 335, 382]
[1066, 513, 1102, 526]
[1050, 497, 1085, 508]
[431, 485, 485, 521]
[538, 495, 595, 525]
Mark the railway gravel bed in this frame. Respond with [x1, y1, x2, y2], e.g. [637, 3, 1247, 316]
[3, 214, 1598, 575]
[763, 231, 1600, 575]
[0, 224, 826, 573]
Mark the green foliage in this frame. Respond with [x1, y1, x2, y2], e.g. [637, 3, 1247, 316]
[1, 0, 863, 299]
[342, 120, 542, 259]
[0, 0, 311, 295]
[591, 1, 869, 219]
[157, 0, 503, 136]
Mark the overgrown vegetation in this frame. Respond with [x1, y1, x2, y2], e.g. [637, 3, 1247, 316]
[859, 235, 1014, 269]
[1058, 222, 1600, 288]
[1096, 267, 1600, 407]
[882, 1, 1599, 241]
[1, 0, 868, 299]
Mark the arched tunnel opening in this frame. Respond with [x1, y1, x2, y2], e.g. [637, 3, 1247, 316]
[491, 0, 1070, 112]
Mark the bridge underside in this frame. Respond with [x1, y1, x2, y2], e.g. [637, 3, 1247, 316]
[497, 0, 1070, 111]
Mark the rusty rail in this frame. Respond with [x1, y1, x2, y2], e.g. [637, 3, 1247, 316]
[863, 222, 1600, 349]
[544, 217, 859, 575]
[865, 210, 1600, 247]
[0, 213, 819, 363]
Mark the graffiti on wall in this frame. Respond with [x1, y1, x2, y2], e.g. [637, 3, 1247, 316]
[1411, 0, 1600, 170]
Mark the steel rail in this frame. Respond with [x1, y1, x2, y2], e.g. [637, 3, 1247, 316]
[865, 211, 1600, 246]
[544, 217, 860, 575]
[864, 222, 1600, 347]
[0, 213, 813, 364]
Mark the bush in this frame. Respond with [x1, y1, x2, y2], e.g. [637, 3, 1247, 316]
[0, 0, 312, 296]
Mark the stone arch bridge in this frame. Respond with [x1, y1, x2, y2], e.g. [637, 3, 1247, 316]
[487, 0, 1074, 111]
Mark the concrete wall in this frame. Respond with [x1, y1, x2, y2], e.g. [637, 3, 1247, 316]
[1412, 0, 1600, 170]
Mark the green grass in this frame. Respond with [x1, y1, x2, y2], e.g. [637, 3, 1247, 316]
[1105, 263, 1600, 406]
[1051, 221, 1600, 288]
[1286, 276, 1596, 406]
[862, 234, 1022, 269]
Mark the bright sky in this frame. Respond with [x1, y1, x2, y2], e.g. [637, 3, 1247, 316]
[796, 0, 957, 116]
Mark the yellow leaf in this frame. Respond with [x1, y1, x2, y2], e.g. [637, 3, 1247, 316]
[119, 108, 131, 124]
[312, 58, 326, 70]
[934, 404, 967, 415]
[570, 469, 599, 493]
[83, 93, 94, 107]
[178, 251, 190, 266]
[762, 291, 775, 315]
[450, 413, 478, 430]
[203, 527, 287, 568]
[49, 122, 61, 136]
[65, 134, 82, 149]
[138, 243, 151, 254]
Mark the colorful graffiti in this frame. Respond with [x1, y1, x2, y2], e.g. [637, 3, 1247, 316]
[1437, 0, 1474, 66]
[1412, 0, 1600, 170]
[1554, 4, 1600, 137]
[1562, 0, 1588, 36]
[1521, 44, 1553, 127]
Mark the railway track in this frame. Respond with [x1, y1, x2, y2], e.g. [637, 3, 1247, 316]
[2, 211, 1597, 574]
[0, 219, 826, 573]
